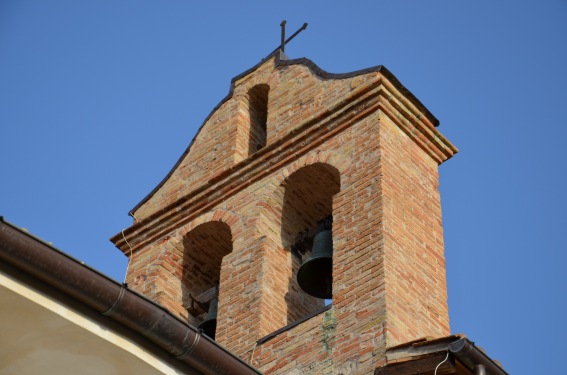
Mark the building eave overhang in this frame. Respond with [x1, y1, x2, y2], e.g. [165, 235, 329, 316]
[375, 335, 508, 375]
[0, 217, 262, 375]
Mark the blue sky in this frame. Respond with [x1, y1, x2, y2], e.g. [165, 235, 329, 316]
[1, 1, 565, 373]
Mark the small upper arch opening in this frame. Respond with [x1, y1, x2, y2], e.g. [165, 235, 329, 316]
[247, 84, 269, 155]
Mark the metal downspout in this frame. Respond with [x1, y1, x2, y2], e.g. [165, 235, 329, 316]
[474, 364, 487, 375]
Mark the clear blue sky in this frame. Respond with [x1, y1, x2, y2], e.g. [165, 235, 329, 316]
[1, 1, 565, 373]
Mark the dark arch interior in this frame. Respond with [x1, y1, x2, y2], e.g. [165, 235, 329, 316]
[182, 221, 232, 328]
[248, 84, 269, 154]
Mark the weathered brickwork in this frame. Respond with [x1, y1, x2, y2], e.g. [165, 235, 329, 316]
[112, 52, 457, 374]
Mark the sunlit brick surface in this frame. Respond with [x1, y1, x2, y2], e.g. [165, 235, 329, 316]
[114, 55, 457, 374]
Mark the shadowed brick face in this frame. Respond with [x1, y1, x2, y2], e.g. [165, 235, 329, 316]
[112, 54, 457, 374]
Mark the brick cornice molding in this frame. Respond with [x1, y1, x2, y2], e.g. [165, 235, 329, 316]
[111, 74, 456, 254]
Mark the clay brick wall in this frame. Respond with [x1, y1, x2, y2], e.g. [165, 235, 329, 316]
[252, 308, 338, 374]
[113, 54, 457, 374]
[131, 58, 382, 222]
[379, 115, 451, 344]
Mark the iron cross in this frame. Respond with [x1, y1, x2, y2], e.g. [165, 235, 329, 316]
[280, 20, 308, 53]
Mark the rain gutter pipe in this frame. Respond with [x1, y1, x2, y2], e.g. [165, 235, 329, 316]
[448, 338, 507, 375]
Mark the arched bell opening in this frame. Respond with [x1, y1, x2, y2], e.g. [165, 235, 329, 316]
[182, 221, 232, 340]
[281, 163, 340, 321]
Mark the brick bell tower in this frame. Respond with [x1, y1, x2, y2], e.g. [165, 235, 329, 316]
[112, 50, 457, 374]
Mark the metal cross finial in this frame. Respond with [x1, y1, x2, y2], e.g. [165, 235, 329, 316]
[278, 20, 308, 53]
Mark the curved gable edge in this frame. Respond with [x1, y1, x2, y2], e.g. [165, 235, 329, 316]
[130, 50, 439, 217]
[282, 57, 439, 127]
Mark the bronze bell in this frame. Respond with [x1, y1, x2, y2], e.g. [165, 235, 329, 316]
[297, 229, 333, 299]
[198, 295, 218, 339]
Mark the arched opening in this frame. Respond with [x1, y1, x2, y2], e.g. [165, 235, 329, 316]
[281, 163, 341, 321]
[182, 221, 232, 339]
[247, 84, 269, 155]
